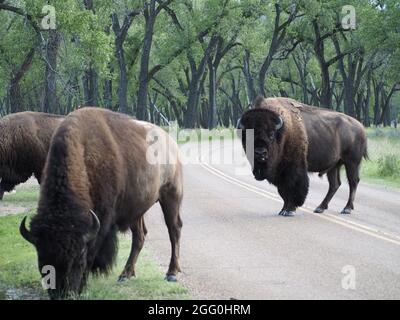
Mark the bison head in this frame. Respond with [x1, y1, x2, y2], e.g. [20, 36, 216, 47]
[0, 167, 30, 199]
[237, 109, 284, 182]
[19, 210, 100, 299]
[0, 177, 15, 200]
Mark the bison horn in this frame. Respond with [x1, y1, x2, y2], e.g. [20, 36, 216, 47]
[85, 210, 101, 242]
[236, 117, 244, 129]
[275, 116, 284, 131]
[20, 216, 36, 245]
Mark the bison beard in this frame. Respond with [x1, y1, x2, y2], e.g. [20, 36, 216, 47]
[19, 108, 183, 299]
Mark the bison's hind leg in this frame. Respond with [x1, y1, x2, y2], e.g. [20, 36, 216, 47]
[314, 165, 342, 214]
[118, 217, 147, 282]
[341, 160, 361, 214]
[159, 184, 183, 282]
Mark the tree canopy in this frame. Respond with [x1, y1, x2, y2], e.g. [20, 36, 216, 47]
[0, 0, 399, 127]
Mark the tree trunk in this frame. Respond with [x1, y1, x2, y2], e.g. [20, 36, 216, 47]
[208, 60, 217, 129]
[42, 30, 60, 113]
[83, 0, 98, 106]
[137, 1, 156, 120]
[82, 67, 98, 106]
[104, 76, 112, 110]
[183, 37, 218, 128]
[243, 50, 256, 103]
[116, 41, 128, 113]
[9, 48, 35, 113]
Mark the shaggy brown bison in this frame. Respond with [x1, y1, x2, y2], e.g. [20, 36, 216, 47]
[237, 96, 367, 216]
[20, 107, 183, 299]
[0, 112, 63, 200]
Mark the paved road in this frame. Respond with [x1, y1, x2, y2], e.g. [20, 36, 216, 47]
[144, 140, 400, 300]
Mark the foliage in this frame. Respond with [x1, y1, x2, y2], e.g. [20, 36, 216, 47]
[0, 0, 399, 127]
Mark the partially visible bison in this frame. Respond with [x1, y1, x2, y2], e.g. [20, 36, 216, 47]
[0, 112, 64, 200]
[20, 107, 183, 299]
[237, 96, 367, 216]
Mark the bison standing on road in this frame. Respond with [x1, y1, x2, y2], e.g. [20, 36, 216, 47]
[237, 96, 367, 216]
[0, 112, 64, 200]
[20, 107, 183, 299]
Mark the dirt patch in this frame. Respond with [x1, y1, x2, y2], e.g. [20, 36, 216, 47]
[0, 178, 38, 217]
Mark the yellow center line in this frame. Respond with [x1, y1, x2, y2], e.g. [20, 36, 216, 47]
[200, 162, 400, 247]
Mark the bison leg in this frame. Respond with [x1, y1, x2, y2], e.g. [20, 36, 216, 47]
[314, 166, 342, 214]
[159, 189, 183, 282]
[118, 217, 147, 282]
[0, 189, 4, 200]
[277, 188, 291, 216]
[277, 167, 309, 217]
[342, 162, 361, 214]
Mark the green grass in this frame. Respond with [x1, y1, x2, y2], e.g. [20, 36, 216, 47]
[2, 185, 40, 207]
[361, 128, 400, 189]
[0, 187, 189, 300]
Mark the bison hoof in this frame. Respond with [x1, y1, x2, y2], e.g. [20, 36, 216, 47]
[165, 275, 178, 282]
[281, 210, 295, 217]
[314, 207, 325, 214]
[117, 275, 129, 283]
[341, 208, 352, 215]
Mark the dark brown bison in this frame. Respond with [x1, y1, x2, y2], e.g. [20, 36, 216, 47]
[237, 96, 367, 216]
[0, 112, 64, 200]
[20, 107, 183, 299]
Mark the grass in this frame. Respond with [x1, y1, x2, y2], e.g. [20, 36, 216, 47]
[361, 128, 400, 189]
[2, 185, 40, 207]
[0, 186, 189, 300]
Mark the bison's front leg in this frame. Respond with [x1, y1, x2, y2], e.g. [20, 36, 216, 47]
[277, 166, 309, 217]
[118, 218, 147, 282]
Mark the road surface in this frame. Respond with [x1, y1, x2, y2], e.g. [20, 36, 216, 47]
[144, 140, 400, 300]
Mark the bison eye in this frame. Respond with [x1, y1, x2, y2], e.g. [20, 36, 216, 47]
[269, 132, 275, 140]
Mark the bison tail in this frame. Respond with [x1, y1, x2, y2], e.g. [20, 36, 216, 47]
[363, 148, 369, 161]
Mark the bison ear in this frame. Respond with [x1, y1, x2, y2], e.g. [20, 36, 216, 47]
[236, 117, 244, 130]
[84, 210, 100, 243]
[253, 95, 265, 108]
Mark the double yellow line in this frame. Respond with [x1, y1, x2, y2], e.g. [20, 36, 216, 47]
[201, 162, 400, 247]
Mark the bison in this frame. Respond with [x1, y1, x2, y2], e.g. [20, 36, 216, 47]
[20, 107, 183, 299]
[0, 112, 64, 200]
[237, 96, 367, 216]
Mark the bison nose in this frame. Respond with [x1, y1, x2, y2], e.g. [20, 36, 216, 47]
[255, 148, 268, 161]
